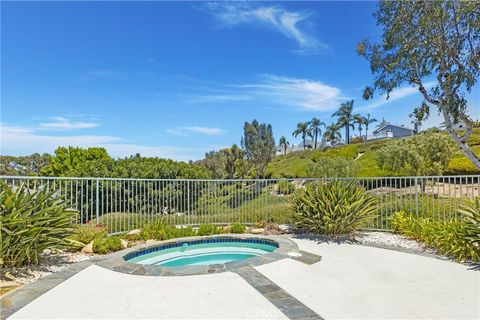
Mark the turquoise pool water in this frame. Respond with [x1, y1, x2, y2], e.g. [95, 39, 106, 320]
[126, 238, 278, 267]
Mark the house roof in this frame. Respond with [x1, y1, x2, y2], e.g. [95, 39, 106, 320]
[373, 122, 415, 133]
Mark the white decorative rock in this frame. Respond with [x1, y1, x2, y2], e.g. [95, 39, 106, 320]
[81, 241, 93, 254]
[145, 239, 156, 245]
[250, 228, 265, 234]
[121, 239, 128, 249]
[278, 224, 294, 233]
[127, 229, 141, 235]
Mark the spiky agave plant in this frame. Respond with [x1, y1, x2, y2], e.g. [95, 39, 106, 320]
[457, 197, 480, 259]
[290, 180, 378, 238]
[0, 182, 78, 267]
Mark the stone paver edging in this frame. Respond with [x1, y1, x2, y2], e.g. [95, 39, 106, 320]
[235, 267, 324, 320]
[1, 234, 320, 319]
[97, 234, 301, 276]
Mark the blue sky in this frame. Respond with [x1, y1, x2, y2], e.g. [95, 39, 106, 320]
[2, 1, 479, 161]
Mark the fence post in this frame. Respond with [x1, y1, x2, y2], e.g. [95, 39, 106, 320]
[95, 178, 100, 224]
[414, 177, 419, 216]
[187, 180, 190, 225]
[265, 180, 269, 224]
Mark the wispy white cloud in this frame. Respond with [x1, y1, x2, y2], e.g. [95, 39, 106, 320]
[1, 123, 122, 152]
[39, 116, 99, 130]
[240, 74, 347, 111]
[202, 2, 327, 54]
[358, 81, 436, 111]
[166, 126, 226, 136]
[186, 74, 347, 112]
[0, 123, 205, 161]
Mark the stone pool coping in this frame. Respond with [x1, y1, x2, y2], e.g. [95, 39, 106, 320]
[96, 234, 304, 276]
[1, 235, 319, 320]
[5, 232, 474, 320]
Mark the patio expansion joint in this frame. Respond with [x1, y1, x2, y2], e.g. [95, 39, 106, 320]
[234, 266, 324, 320]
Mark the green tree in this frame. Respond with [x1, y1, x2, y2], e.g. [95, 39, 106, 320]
[323, 123, 342, 145]
[201, 150, 226, 179]
[364, 113, 377, 142]
[358, 0, 480, 170]
[332, 100, 355, 144]
[220, 144, 244, 179]
[114, 156, 209, 179]
[42, 147, 113, 177]
[309, 118, 326, 149]
[353, 114, 367, 142]
[377, 133, 455, 176]
[278, 136, 289, 155]
[0, 153, 50, 176]
[243, 120, 276, 178]
[292, 122, 312, 150]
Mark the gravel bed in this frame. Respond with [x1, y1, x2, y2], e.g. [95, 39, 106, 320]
[356, 231, 427, 251]
[0, 249, 93, 285]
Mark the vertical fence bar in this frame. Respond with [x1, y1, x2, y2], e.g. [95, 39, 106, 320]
[265, 179, 269, 224]
[95, 178, 99, 225]
[187, 180, 190, 225]
[414, 176, 419, 216]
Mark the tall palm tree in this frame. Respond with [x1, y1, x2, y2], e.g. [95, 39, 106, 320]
[323, 123, 342, 145]
[278, 136, 289, 155]
[292, 122, 312, 150]
[364, 113, 377, 142]
[332, 100, 355, 144]
[353, 114, 367, 142]
[309, 118, 325, 149]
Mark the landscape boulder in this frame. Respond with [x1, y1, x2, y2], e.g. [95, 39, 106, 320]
[278, 224, 294, 234]
[81, 241, 94, 254]
[127, 229, 141, 235]
[250, 228, 265, 234]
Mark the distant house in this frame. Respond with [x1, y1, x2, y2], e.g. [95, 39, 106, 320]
[275, 144, 290, 155]
[368, 122, 417, 141]
[298, 139, 315, 149]
[287, 138, 346, 152]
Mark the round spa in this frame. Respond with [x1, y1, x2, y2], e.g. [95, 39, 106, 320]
[124, 237, 279, 268]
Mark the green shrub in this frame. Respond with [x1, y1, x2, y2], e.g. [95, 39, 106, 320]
[377, 133, 455, 176]
[97, 212, 151, 233]
[291, 180, 378, 238]
[140, 219, 168, 240]
[457, 197, 480, 252]
[391, 211, 479, 262]
[0, 182, 77, 267]
[277, 181, 295, 195]
[197, 224, 222, 236]
[139, 219, 196, 240]
[168, 225, 196, 238]
[307, 157, 359, 177]
[70, 223, 107, 245]
[92, 236, 123, 254]
[230, 222, 246, 233]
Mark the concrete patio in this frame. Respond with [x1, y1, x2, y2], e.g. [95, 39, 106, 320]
[5, 238, 479, 319]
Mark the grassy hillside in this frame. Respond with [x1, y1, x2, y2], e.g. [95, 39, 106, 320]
[266, 128, 480, 178]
